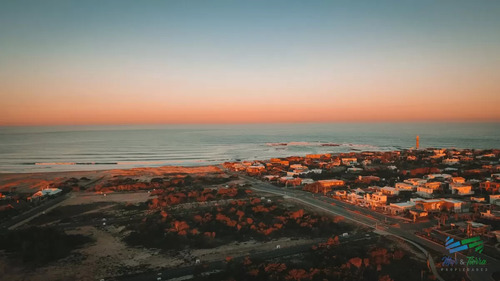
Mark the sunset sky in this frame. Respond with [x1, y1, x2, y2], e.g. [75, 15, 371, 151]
[1, 0, 500, 125]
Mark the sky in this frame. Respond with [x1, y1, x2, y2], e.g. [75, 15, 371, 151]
[1, 0, 500, 125]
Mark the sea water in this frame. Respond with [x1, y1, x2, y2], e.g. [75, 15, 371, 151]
[0, 123, 498, 173]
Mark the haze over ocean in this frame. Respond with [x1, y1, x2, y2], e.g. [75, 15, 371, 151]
[1, 123, 498, 173]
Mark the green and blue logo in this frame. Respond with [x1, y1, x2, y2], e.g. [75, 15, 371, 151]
[445, 236, 483, 254]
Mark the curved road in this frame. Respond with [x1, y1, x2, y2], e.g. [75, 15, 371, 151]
[240, 174, 499, 281]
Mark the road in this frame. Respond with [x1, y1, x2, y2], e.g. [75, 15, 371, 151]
[0, 193, 71, 231]
[241, 174, 499, 281]
[1, 176, 103, 231]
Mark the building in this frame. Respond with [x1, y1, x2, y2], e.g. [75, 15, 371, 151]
[29, 188, 63, 202]
[404, 178, 427, 186]
[424, 181, 441, 189]
[363, 192, 387, 207]
[381, 186, 399, 196]
[480, 181, 500, 193]
[471, 197, 486, 203]
[246, 164, 266, 175]
[388, 201, 415, 215]
[301, 178, 314, 185]
[262, 175, 279, 181]
[490, 194, 500, 206]
[279, 177, 302, 187]
[449, 183, 474, 195]
[416, 186, 435, 198]
[395, 182, 416, 191]
[334, 190, 347, 197]
[361, 159, 372, 166]
[451, 177, 466, 183]
[465, 221, 490, 237]
[414, 199, 445, 212]
[306, 153, 331, 159]
[357, 176, 380, 184]
[425, 174, 452, 181]
[317, 179, 345, 188]
[443, 158, 460, 165]
[480, 210, 500, 220]
[347, 192, 363, 204]
[442, 199, 468, 213]
[289, 164, 308, 172]
[341, 158, 358, 165]
[409, 209, 428, 220]
[347, 167, 363, 173]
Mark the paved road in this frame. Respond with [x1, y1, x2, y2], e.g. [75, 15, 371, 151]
[0, 193, 71, 231]
[241, 174, 499, 281]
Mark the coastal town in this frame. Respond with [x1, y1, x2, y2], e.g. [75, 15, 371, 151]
[0, 142, 499, 281]
[223, 144, 500, 260]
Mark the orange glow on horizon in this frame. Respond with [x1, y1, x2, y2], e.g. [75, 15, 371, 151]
[2, 99, 499, 126]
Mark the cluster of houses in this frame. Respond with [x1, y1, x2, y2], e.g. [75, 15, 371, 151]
[224, 148, 500, 237]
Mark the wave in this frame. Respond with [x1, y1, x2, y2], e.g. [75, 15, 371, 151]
[266, 142, 340, 147]
[32, 162, 117, 166]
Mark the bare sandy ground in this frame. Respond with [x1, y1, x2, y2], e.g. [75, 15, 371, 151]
[0, 165, 222, 193]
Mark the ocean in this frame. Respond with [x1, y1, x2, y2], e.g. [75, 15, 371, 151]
[0, 123, 499, 173]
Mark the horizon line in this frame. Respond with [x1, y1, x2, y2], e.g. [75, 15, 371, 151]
[1, 120, 500, 127]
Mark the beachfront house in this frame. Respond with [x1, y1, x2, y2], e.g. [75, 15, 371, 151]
[28, 187, 62, 202]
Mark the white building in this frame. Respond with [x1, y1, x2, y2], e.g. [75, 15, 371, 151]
[364, 192, 387, 207]
[389, 201, 415, 215]
[30, 188, 62, 200]
[381, 186, 399, 196]
[301, 178, 314, 185]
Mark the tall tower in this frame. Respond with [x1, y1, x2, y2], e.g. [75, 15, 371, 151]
[416, 135, 420, 150]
